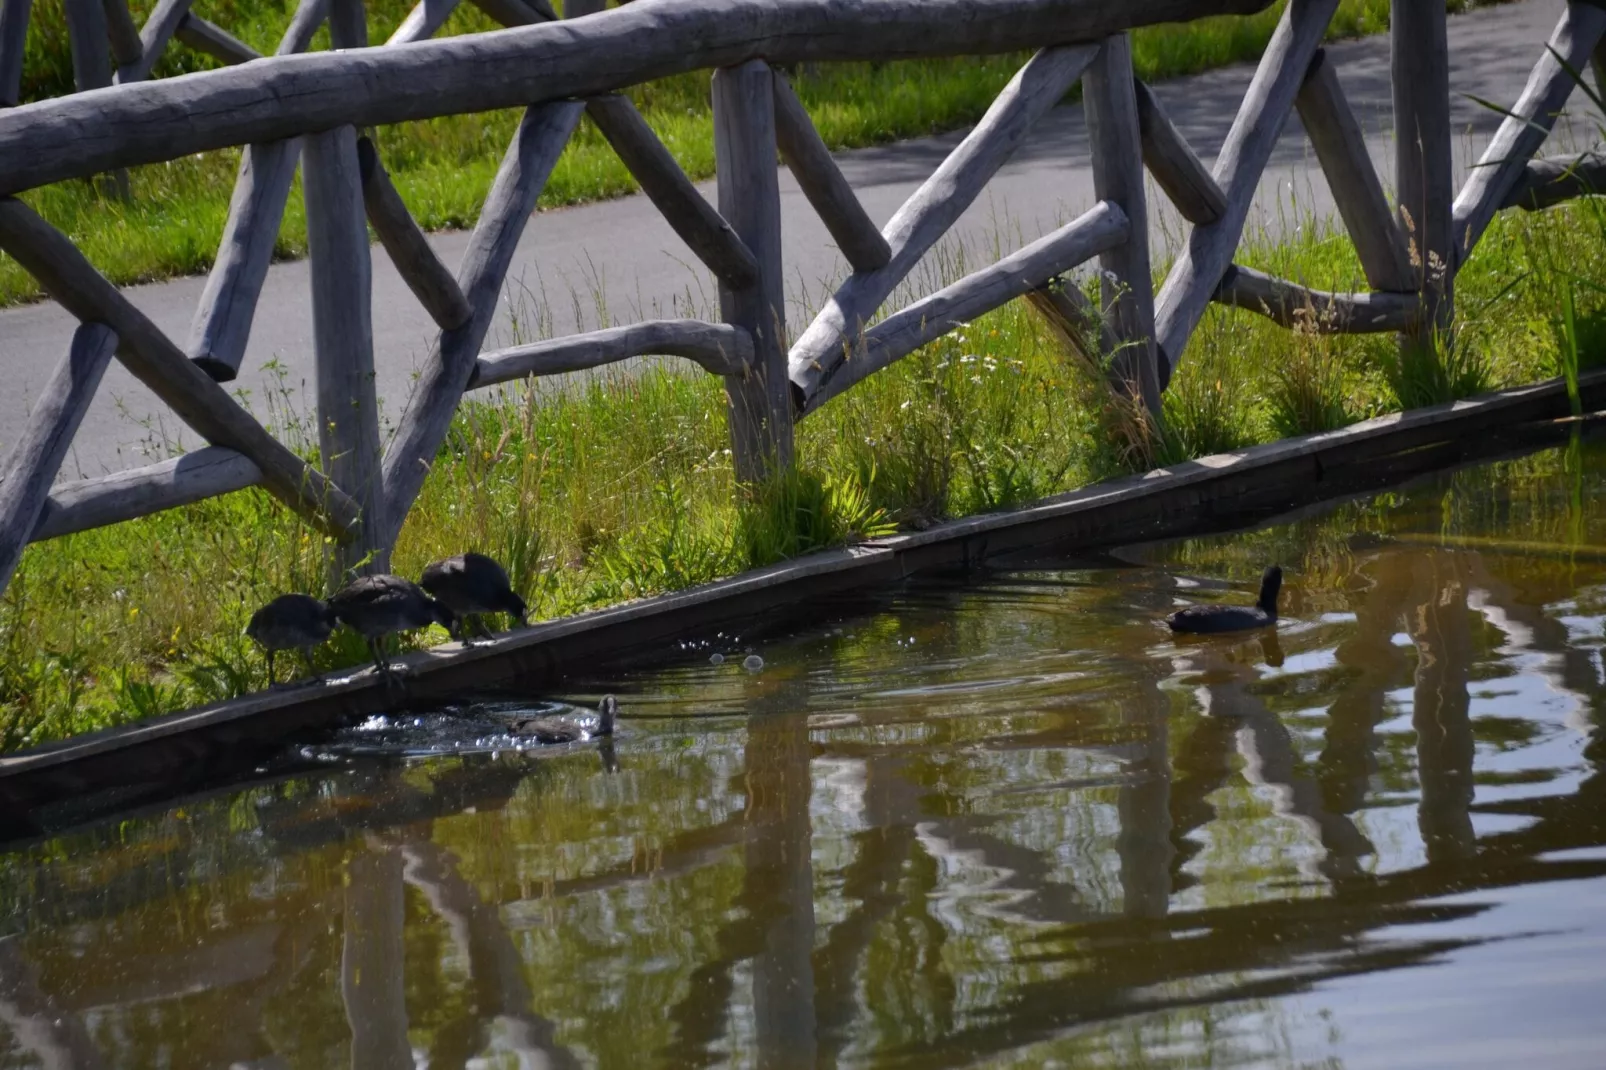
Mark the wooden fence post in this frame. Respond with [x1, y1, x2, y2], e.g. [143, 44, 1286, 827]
[712, 58, 791, 482]
[330, 0, 366, 48]
[64, 0, 130, 198]
[1083, 32, 1161, 412]
[304, 125, 385, 579]
[1392, 0, 1452, 352]
[0, 0, 26, 107]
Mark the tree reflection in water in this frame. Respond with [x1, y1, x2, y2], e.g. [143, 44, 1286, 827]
[2, 440, 1605, 1067]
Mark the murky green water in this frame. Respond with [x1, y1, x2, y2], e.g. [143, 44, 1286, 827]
[3, 438, 1606, 1068]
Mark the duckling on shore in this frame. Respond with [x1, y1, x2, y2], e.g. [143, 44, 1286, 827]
[329, 574, 452, 680]
[246, 593, 336, 686]
[419, 552, 528, 643]
[1168, 566, 1282, 635]
[513, 695, 618, 744]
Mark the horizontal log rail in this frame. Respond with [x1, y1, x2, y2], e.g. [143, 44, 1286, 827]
[31, 448, 263, 542]
[1502, 151, 1606, 212]
[1212, 264, 1419, 334]
[804, 200, 1129, 414]
[471, 321, 754, 388]
[0, 0, 1274, 197]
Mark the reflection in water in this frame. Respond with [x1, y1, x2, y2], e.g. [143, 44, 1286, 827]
[3, 441, 1606, 1067]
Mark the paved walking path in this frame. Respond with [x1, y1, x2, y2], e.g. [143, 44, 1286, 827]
[0, 0, 1585, 474]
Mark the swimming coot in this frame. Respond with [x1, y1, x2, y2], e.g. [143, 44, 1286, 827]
[513, 695, 618, 744]
[246, 593, 336, 686]
[1167, 566, 1282, 634]
[329, 574, 452, 679]
[419, 552, 528, 643]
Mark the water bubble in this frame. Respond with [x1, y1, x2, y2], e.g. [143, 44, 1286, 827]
[709, 652, 725, 665]
[743, 654, 764, 672]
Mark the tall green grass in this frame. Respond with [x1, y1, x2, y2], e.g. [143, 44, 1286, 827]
[1, 184, 1603, 750]
[0, 0, 1490, 304]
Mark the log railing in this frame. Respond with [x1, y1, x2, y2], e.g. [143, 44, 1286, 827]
[0, 0, 1600, 606]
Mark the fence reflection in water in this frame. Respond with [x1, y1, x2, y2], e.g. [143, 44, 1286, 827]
[1, 439, 1604, 1066]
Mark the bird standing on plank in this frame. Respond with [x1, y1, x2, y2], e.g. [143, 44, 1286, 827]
[420, 552, 529, 643]
[329, 574, 452, 681]
[247, 593, 336, 687]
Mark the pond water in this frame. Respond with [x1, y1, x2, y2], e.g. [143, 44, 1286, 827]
[3, 437, 1605, 1068]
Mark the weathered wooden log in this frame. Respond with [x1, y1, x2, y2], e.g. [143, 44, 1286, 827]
[1502, 151, 1606, 211]
[0, 0, 31, 107]
[357, 138, 470, 331]
[789, 43, 1098, 406]
[1084, 35, 1159, 413]
[187, 138, 300, 380]
[117, 0, 191, 83]
[64, 0, 113, 93]
[306, 126, 385, 576]
[277, 0, 329, 54]
[585, 93, 759, 289]
[1027, 275, 1118, 375]
[771, 71, 890, 273]
[0, 0, 1276, 197]
[329, 0, 365, 48]
[32, 447, 262, 541]
[65, 0, 128, 197]
[101, 0, 143, 68]
[713, 59, 791, 478]
[1392, 0, 1452, 345]
[1294, 48, 1413, 293]
[1453, 3, 1606, 266]
[381, 101, 583, 545]
[563, 0, 604, 15]
[469, 0, 554, 27]
[805, 201, 1128, 414]
[0, 198, 360, 539]
[0, 323, 118, 594]
[175, 14, 262, 65]
[387, 0, 456, 44]
[472, 320, 753, 386]
[1213, 263, 1419, 333]
[1154, 0, 1337, 376]
[1133, 78, 1223, 226]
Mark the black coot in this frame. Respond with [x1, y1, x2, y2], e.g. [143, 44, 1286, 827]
[246, 593, 336, 686]
[419, 552, 528, 643]
[329, 574, 452, 679]
[513, 695, 618, 744]
[1168, 566, 1282, 634]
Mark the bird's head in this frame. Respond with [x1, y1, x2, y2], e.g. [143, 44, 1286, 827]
[596, 695, 618, 736]
[1257, 566, 1283, 614]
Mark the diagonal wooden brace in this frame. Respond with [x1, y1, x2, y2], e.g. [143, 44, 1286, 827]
[0, 198, 361, 540]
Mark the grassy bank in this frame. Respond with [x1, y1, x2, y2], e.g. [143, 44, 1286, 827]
[0, 0, 1484, 305]
[3, 177, 1605, 750]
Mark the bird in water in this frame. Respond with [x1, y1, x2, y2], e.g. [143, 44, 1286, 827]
[419, 552, 528, 643]
[1168, 566, 1282, 634]
[246, 593, 336, 686]
[328, 574, 452, 680]
[513, 695, 618, 744]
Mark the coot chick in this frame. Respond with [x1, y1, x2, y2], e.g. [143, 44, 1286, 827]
[329, 574, 452, 679]
[1168, 566, 1282, 634]
[513, 695, 618, 744]
[246, 593, 336, 686]
[419, 552, 528, 643]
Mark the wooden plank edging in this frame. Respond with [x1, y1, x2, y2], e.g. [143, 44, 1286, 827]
[1, 368, 1601, 807]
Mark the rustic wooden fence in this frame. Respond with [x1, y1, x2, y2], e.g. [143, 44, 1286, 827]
[0, 0, 1602, 598]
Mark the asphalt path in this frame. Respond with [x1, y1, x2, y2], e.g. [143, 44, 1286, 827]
[0, 0, 1587, 475]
